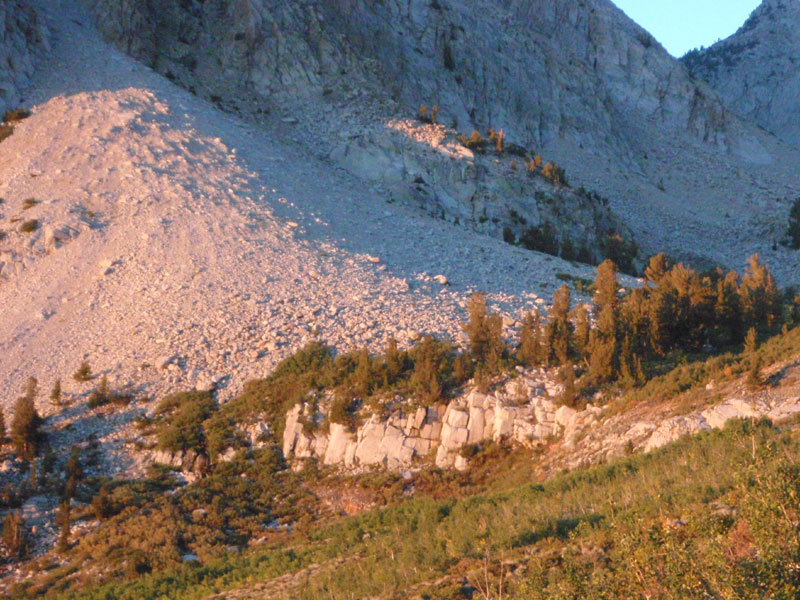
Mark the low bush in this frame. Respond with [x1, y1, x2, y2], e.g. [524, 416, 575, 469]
[73, 362, 93, 382]
[19, 219, 39, 233]
[3, 108, 31, 123]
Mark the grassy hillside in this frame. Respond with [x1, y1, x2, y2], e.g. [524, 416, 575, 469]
[25, 416, 798, 599]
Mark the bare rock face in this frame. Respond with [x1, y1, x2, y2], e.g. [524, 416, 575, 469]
[280, 370, 605, 472]
[683, 0, 800, 149]
[83, 0, 800, 280]
[85, 0, 743, 155]
[0, 2, 48, 115]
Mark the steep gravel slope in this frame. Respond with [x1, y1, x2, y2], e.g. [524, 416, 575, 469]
[0, 0, 595, 410]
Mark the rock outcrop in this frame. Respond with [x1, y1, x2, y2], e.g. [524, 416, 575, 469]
[683, 0, 800, 150]
[281, 369, 603, 471]
[278, 370, 800, 473]
[0, 2, 48, 115]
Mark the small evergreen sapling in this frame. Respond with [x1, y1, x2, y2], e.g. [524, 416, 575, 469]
[73, 361, 93, 382]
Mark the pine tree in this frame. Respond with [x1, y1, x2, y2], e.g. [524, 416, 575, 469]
[571, 304, 591, 361]
[383, 338, 403, 385]
[462, 292, 505, 374]
[410, 337, 442, 406]
[648, 287, 677, 355]
[517, 311, 539, 367]
[73, 361, 92, 382]
[557, 365, 579, 408]
[740, 254, 782, 329]
[746, 356, 763, 390]
[2, 511, 26, 558]
[588, 260, 620, 382]
[25, 377, 38, 401]
[715, 270, 743, 345]
[10, 393, 42, 460]
[744, 327, 758, 356]
[56, 499, 71, 553]
[545, 285, 572, 365]
[64, 446, 82, 500]
[353, 348, 372, 398]
[92, 485, 113, 520]
[644, 252, 669, 284]
[50, 379, 62, 406]
[0, 408, 5, 445]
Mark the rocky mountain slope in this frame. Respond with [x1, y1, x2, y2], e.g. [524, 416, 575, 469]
[0, 0, 609, 416]
[683, 0, 800, 150]
[0, 0, 49, 115]
[84, 0, 800, 280]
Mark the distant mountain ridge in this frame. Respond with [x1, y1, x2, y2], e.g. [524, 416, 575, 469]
[682, 0, 800, 150]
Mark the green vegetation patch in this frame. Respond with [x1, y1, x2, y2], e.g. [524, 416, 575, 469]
[39, 418, 800, 600]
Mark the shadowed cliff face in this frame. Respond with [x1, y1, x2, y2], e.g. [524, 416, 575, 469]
[0, 1, 49, 114]
[81, 0, 800, 282]
[683, 0, 800, 150]
[85, 0, 746, 157]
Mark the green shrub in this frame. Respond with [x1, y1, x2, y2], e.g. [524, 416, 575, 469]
[155, 391, 216, 455]
[22, 198, 39, 210]
[73, 362, 93, 382]
[0, 124, 12, 142]
[458, 130, 487, 153]
[3, 108, 31, 123]
[19, 219, 39, 233]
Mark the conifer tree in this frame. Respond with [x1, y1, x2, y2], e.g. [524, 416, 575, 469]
[56, 499, 71, 553]
[64, 446, 82, 500]
[50, 379, 62, 406]
[747, 356, 763, 390]
[10, 392, 42, 460]
[2, 511, 26, 558]
[571, 304, 591, 361]
[92, 485, 113, 520]
[644, 252, 669, 284]
[588, 260, 620, 382]
[0, 408, 5, 445]
[73, 361, 92, 382]
[410, 337, 442, 406]
[353, 348, 372, 398]
[462, 292, 504, 374]
[383, 338, 403, 385]
[545, 285, 572, 365]
[517, 311, 539, 367]
[557, 365, 578, 408]
[648, 287, 677, 355]
[740, 254, 781, 328]
[715, 270, 743, 344]
[744, 326, 758, 356]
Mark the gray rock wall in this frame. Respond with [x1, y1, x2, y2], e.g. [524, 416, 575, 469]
[85, 0, 743, 158]
[281, 370, 604, 471]
[683, 0, 800, 150]
[0, 2, 48, 115]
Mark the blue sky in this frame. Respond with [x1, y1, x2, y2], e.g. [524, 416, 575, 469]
[612, 0, 762, 57]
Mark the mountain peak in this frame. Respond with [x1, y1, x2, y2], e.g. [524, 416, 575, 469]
[682, 0, 800, 149]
